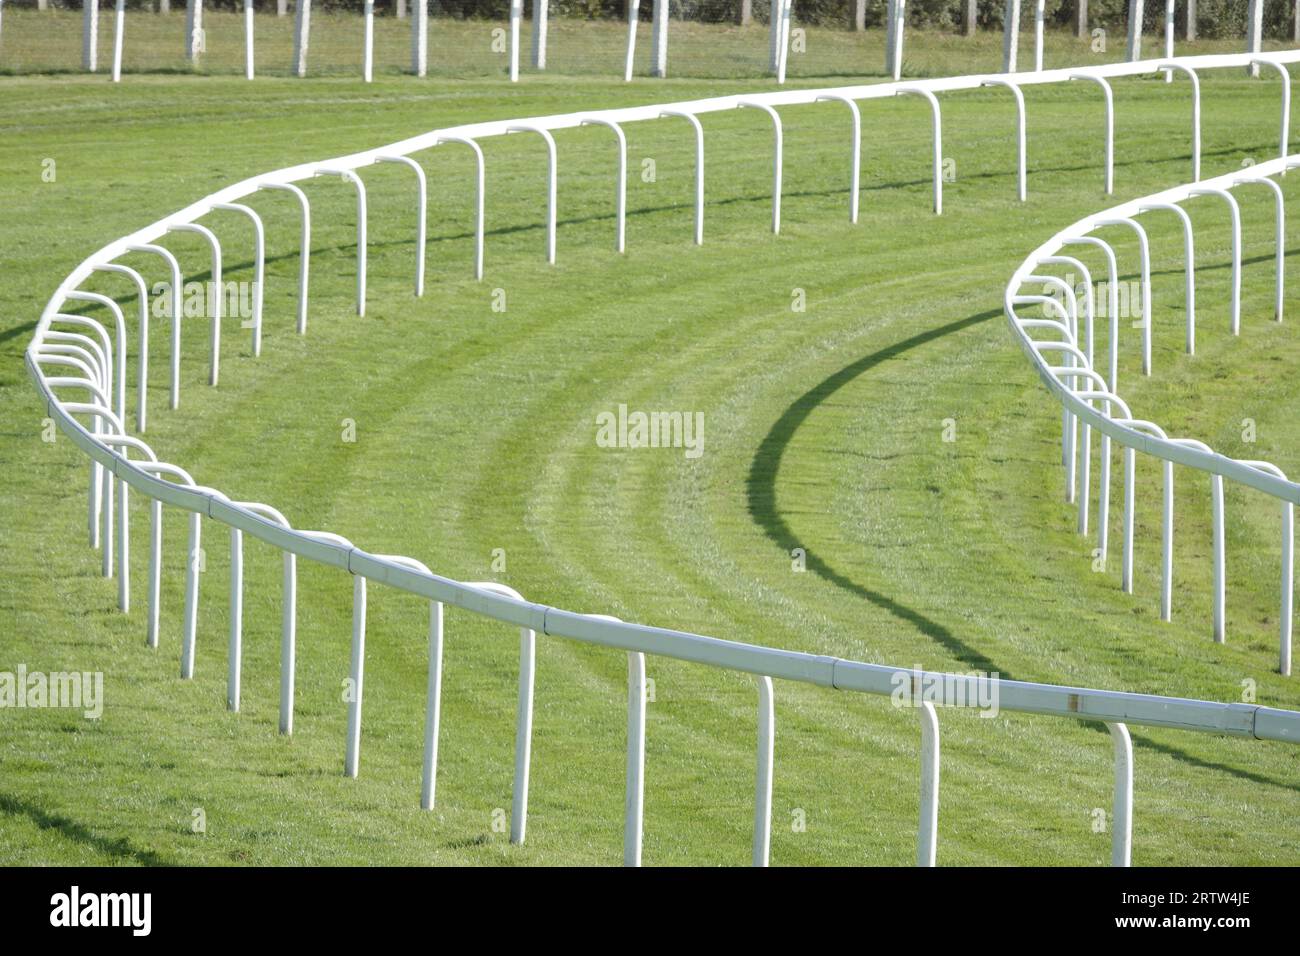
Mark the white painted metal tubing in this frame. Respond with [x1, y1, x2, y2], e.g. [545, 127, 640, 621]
[1212, 472, 1225, 642]
[1094, 218, 1151, 375]
[753, 676, 774, 867]
[96, 434, 163, 622]
[660, 110, 705, 245]
[165, 223, 223, 385]
[1108, 721, 1132, 866]
[507, 125, 558, 265]
[982, 79, 1026, 202]
[1033, 0, 1044, 72]
[1237, 460, 1294, 675]
[112, 0, 125, 83]
[1252, 59, 1291, 163]
[362, 0, 374, 83]
[315, 169, 367, 316]
[815, 95, 861, 223]
[580, 119, 628, 253]
[896, 87, 942, 215]
[256, 184, 311, 334]
[1070, 73, 1114, 195]
[1156, 63, 1200, 181]
[625, 648, 646, 866]
[1233, 176, 1285, 323]
[1029, 277, 1080, 496]
[738, 102, 783, 234]
[1118, 418, 1175, 618]
[63, 292, 126, 429]
[346, 573, 366, 777]
[917, 700, 939, 867]
[125, 244, 182, 409]
[90, 264, 149, 432]
[623, 0, 639, 83]
[1187, 187, 1241, 334]
[211, 203, 265, 356]
[509, 0, 521, 83]
[229, 526, 243, 709]
[376, 156, 428, 297]
[244, 0, 254, 80]
[1061, 236, 1121, 390]
[1041, 256, 1096, 531]
[465, 582, 536, 845]
[777, 0, 792, 84]
[1136, 203, 1196, 353]
[432, 137, 485, 280]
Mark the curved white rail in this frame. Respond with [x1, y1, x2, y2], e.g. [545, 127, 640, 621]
[27, 51, 1300, 867]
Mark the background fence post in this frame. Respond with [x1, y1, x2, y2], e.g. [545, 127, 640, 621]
[963, 0, 975, 36]
[1246, 0, 1262, 77]
[1126, 0, 1143, 61]
[1002, 0, 1020, 73]
[1187, 0, 1196, 40]
[185, 0, 202, 64]
[532, 0, 548, 70]
[84, 0, 100, 71]
[292, 0, 309, 76]
[1076, 0, 1087, 37]
[411, 0, 427, 76]
[651, 0, 667, 77]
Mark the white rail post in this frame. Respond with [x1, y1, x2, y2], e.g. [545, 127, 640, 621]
[244, 0, 254, 79]
[377, 156, 428, 296]
[363, 0, 373, 83]
[917, 701, 939, 866]
[1246, 0, 1262, 78]
[897, 88, 942, 215]
[1122, 445, 1136, 593]
[420, 600, 444, 809]
[112, 0, 125, 82]
[1161, 459, 1173, 620]
[280, 550, 296, 733]
[509, 0, 522, 81]
[1188, 188, 1240, 335]
[1212, 473, 1225, 642]
[1001, 0, 1020, 74]
[778, 0, 792, 83]
[507, 126, 557, 264]
[511, 620, 536, 844]
[1233, 177, 1284, 322]
[1125, 0, 1143, 62]
[228, 527, 243, 710]
[661, 110, 705, 245]
[256, 184, 311, 334]
[1033, 0, 1044, 72]
[211, 203, 265, 356]
[165, 223, 222, 386]
[181, 511, 201, 678]
[650, 0, 667, 77]
[345, 574, 366, 777]
[316, 169, 367, 315]
[982, 79, 1027, 201]
[815, 95, 862, 223]
[292, 0, 310, 76]
[625, 651, 646, 866]
[739, 102, 783, 234]
[753, 676, 774, 867]
[532, 0, 548, 69]
[1284, 501, 1295, 676]
[769, 0, 782, 73]
[411, 0, 427, 77]
[434, 136, 486, 280]
[580, 119, 628, 253]
[85, 0, 100, 71]
[1108, 722, 1133, 866]
[1070, 74, 1113, 195]
[126, 243, 183, 409]
[185, 0, 202, 64]
[1251, 61, 1291, 163]
[1157, 64, 1200, 181]
[624, 0, 640, 81]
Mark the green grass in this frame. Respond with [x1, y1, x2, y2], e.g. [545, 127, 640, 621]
[2, 38, 1300, 866]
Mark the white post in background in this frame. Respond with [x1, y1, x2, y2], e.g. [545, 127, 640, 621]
[624, 651, 647, 866]
[753, 677, 774, 867]
[777, 0, 792, 82]
[277, 0, 286, 13]
[1246, 0, 1263, 77]
[1108, 722, 1133, 866]
[363, 0, 373, 82]
[624, 0, 640, 81]
[244, 0, 254, 80]
[768, 0, 781, 73]
[160, 0, 170, 12]
[509, 0, 521, 81]
[1002, 0, 1020, 73]
[84, 0, 100, 71]
[532, 0, 548, 69]
[1126, 0, 1143, 61]
[651, 0, 667, 77]
[886, 0, 905, 80]
[1164, 0, 1174, 79]
[112, 0, 125, 82]
[397, 0, 405, 15]
[292, 0, 310, 76]
[184, 0, 202, 64]
[1033, 0, 1044, 71]
[411, 0, 427, 76]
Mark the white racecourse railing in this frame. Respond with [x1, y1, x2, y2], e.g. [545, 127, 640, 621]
[54, 0, 1282, 85]
[26, 50, 1300, 867]
[1006, 98, 1300, 678]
